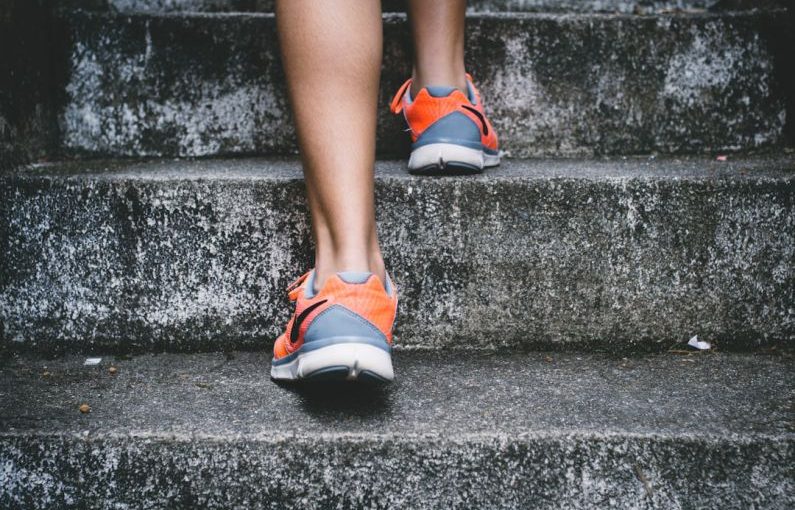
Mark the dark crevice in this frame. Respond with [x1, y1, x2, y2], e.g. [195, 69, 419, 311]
[0, 1, 74, 171]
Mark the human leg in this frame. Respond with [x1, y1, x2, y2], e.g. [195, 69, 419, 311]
[407, 0, 468, 96]
[276, 0, 385, 290]
[272, 0, 397, 382]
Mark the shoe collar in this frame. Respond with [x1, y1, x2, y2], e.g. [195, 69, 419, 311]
[390, 75, 478, 114]
[288, 269, 394, 300]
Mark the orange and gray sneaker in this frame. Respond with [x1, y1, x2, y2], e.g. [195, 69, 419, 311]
[390, 73, 500, 175]
[271, 270, 398, 382]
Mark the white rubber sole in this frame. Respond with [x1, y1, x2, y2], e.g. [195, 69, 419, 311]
[407, 143, 501, 174]
[271, 342, 394, 382]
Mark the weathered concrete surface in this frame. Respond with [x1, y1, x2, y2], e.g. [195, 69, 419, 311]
[83, 0, 721, 14]
[75, 0, 793, 14]
[1, 350, 792, 508]
[1, 156, 793, 353]
[469, 0, 718, 12]
[57, 10, 790, 158]
[101, 0, 272, 12]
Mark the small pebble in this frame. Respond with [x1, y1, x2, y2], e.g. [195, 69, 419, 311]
[108, 366, 118, 375]
[79, 403, 90, 414]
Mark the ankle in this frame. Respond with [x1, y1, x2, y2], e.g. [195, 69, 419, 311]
[368, 252, 387, 289]
[314, 250, 387, 292]
[411, 69, 467, 97]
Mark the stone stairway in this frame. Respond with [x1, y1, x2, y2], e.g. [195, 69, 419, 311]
[2, 350, 793, 508]
[0, 0, 793, 508]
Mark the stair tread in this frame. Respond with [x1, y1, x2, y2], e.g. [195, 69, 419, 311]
[1, 350, 792, 438]
[65, 0, 751, 15]
[4, 349, 792, 506]
[16, 154, 795, 181]
[69, 10, 786, 19]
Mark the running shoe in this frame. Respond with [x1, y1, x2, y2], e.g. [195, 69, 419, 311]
[390, 73, 500, 175]
[271, 270, 398, 383]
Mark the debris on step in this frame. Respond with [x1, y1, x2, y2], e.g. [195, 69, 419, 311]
[633, 464, 655, 497]
[687, 335, 712, 350]
[79, 403, 90, 414]
[83, 357, 102, 366]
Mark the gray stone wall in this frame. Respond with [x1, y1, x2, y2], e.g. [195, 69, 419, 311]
[2, 157, 792, 353]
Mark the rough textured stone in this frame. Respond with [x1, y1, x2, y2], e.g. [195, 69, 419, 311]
[57, 10, 790, 158]
[1, 156, 793, 353]
[86, 0, 720, 14]
[468, 0, 717, 12]
[0, 350, 792, 508]
[70, 0, 793, 13]
[102, 0, 272, 12]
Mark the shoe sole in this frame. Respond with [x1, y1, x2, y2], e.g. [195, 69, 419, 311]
[408, 143, 500, 176]
[271, 340, 394, 383]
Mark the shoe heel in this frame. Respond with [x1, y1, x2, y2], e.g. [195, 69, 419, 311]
[298, 341, 394, 382]
[272, 302, 395, 382]
[408, 143, 486, 175]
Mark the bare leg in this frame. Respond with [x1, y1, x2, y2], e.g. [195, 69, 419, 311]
[276, 0, 385, 290]
[407, 0, 468, 96]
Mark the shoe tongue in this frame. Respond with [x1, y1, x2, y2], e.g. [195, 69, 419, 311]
[424, 85, 458, 98]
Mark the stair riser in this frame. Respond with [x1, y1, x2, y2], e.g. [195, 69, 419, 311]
[1, 435, 790, 509]
[59, 11, 789, 158]
[2, 162, 792, 353]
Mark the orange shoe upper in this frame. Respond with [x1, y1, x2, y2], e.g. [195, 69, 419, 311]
[272, 271, 398, 361]
[390, 74, 499, 152]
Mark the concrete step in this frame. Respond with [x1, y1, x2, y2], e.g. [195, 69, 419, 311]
[72, 0, 720, 14]
[55, 9, 791, 158]
[1, 156, 793, 354]
[1, 350, 792, 508]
